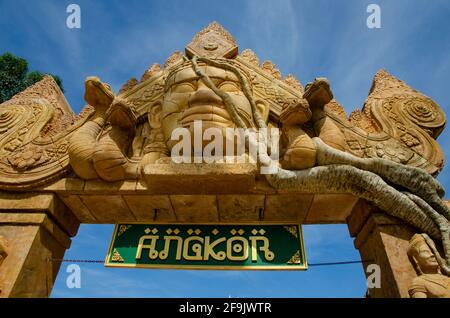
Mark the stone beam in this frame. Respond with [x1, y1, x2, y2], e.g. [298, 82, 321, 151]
[35, 167, 360, 224]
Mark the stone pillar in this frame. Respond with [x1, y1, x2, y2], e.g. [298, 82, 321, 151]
[0, 193, 79, 298]
[347, 200, 418, 298]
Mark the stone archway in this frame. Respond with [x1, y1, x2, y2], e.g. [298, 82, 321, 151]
[0, 179, 427, 298]
[0, 22, 448, 298]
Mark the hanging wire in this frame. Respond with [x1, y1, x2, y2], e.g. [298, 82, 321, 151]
[51, 258, 374, 267]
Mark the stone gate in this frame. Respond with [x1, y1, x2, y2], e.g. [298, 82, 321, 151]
[0, 22, 449, 298]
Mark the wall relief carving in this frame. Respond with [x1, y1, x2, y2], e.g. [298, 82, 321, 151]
[0, 76, 91, 189]
[408, 234, 450, 298]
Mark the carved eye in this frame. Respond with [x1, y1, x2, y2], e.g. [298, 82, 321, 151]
[419, 250, 432, 259]
[218, 81, 240, 92]
[172, 82, 195, 93]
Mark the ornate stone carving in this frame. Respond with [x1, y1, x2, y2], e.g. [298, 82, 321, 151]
[407, 234, 450, 298]
[127, 82, 164, 109]
[186, 21, 238, 59]
[68, 77, 139, 181]
[7, 144, 49, 171]
[164, 51, 184, 69]
[283, 74, 304, 93]
[118, 78, 138, 96]
[0, 76, 90, 189]
[328, 70, 445, 175]
[348, 109, 377, 133]
[140, 63, 161, 82]
[279, 78, 346, 170]
[0, 22, 449, 276]
[239, 49, 260, 66]
[64, 24, 311, 182]
[0, 23, 444, 185]
[261, 61, 282, 80]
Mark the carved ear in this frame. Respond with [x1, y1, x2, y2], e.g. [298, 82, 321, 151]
[148, 102, 162, 129]
[255, 99, 270, 123]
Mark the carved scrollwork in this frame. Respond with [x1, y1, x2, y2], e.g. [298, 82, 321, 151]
[370, 92, 445, 174]
[127, 83, 164, 109]
[0, 99, 53, 154]
[0, 76, 91, 190]
[325, 70, 446, 176]
[403, 97, 446, 134]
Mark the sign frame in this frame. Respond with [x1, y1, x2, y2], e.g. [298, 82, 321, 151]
[104, 222, 308, 271]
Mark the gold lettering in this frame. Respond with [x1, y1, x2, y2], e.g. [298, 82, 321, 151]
[226, 237, 249, 261]
[136, 235, 159, 260]
[203, 236, 226, 261]
[159, 236, 183, 260]
[249, 236, 275, 262]
[182, 236, 204, 261]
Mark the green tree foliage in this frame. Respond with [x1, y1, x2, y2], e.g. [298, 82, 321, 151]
[0, 52, 64, 103]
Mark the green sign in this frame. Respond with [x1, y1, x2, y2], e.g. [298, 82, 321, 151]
[105, 223, 307, 270]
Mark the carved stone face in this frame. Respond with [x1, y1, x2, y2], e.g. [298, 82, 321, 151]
[159, 63, 266, 150]
[414, 242, 439, 273]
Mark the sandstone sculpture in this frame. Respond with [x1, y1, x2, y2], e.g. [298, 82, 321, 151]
[68, 77, 140, 181]
[0, 22, 449, 285]
[0, 76, 91, 189]
[0, 236, 7, 267]
[0, 236, 6, 295]
[280, 77, 346, 169]
[407, 234, 450, 298]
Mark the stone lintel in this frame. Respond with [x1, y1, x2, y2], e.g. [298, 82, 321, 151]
[58, 192, 360, 224]
[31, 164, 258, 195]
[29, 172, 363, 224]
[142, 163, 258, 194]
[305, 194, 359, 224]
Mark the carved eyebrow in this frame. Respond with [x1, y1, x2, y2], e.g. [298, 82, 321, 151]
[169, 76, 240, 87]
[170, 76, 199, 86]
[164, 76, 197, 91]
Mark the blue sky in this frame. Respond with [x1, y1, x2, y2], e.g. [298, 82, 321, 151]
[1, 0, 449, 297]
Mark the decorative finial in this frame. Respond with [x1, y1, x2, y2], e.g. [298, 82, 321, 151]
[186, 21, 238, 59]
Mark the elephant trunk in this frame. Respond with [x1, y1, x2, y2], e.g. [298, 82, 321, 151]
[68, 112, 105, 180]
[92, 126, 136, 182]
